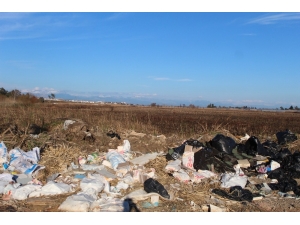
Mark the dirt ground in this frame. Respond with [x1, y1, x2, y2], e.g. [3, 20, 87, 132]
[1, 105, 300, 212]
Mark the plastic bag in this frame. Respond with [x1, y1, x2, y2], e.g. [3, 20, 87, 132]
[182, 151, 194, 170]
[90, 197, 130, 212]
[276, 130, 297, 145]
[212, 186, 253, 202]
[173, 169, 190, 183]
[220, 167, 248, 189]
[165, 159, 181, 172]
[244, 136, 267, 156]
[0, 141, 8, 164]
[29, 181, 72, 197]
[193, 147, 215, 171]
[106, 150, 126, 170]
[144, 178, 170, 199]
[262, 140, 281, 157]
[80, 177, 104, 193]
[59, 190, 97, 212]
[209, 134, 236, 154]
[13, 184, 41, 200]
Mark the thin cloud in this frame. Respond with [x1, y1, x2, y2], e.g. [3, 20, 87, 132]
[0, 13, 85, 41]
[154, 77, 170, 81]
[247, 13, 300, 25]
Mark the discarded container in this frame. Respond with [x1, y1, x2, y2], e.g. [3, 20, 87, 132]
[144, 178, 170, 199]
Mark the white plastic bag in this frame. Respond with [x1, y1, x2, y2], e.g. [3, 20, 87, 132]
[0, 141, 8, 164]
[173, 169, 190, 183]
[29, 181, 72, 197]
[80, 177, 104, 193]
[220, 173, 248, 188]
[13, 184, 41, 200]
[90, 197, 129, 212]
[182, 151, 194, 170]
[191, 170, 217, 183]
[106, 150, 126, 170]
[165, 159, 181, 172]
[0, 174, 14, 194]
[58, 190, 97, 212]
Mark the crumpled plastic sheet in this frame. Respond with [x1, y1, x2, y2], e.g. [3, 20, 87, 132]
[63, 120, 75, 130]
[58, 189, 98, 212]
[90, 197, 130, 212]
[0, 173, 13, 194]
[29, 181, 73, 197]
[220, 166, 248, 188]
[165, 159, 181, 172]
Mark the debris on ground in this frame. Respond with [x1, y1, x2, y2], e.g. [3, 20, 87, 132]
[1, 121, 300, 212]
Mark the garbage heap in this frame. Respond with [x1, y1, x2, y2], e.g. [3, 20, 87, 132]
[0, 129, 299, 212]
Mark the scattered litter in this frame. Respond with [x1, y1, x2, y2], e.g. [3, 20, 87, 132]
[144, 178, 170, 199]
[106, 150, 126, 170]
[63, 120, 76, 130]
[130, 153, 158, 166]
[237, 159, 250, 168]
[0, 141, 8, 164]
[173, 169, 190, 183]
[165, 159, 181, 172]
[29, 181, 73, 198]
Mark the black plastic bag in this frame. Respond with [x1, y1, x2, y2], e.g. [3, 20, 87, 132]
[262, 140, 281, 157]
[244, 136, 267, 156]
[166, 144, 185, 161]
[293, 151, 300, 163]
[209, 134, 236, 154]
[267, 168, 286, 180]
[185, 139, 205, 148]
[268, 178, 298, 192]
[212, 186, 253, 202]
[276, 130, 297, 145]
[166, 139, 205, 161]
[106, 131, 121, 139]
[144, 178, 170, 199]
[193, 147, 215, 171]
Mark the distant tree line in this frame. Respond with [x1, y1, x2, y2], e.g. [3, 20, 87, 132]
[0, 87, 45, 103]
[279, 106, 299, 110]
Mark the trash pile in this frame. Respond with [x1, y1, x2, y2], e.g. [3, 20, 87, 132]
[1, 126, 299, 212]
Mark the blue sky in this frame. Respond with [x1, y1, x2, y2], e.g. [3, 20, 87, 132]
[0, 9, 300, 107]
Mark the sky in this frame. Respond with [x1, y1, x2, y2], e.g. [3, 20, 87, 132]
[1, 1, 300, 108]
